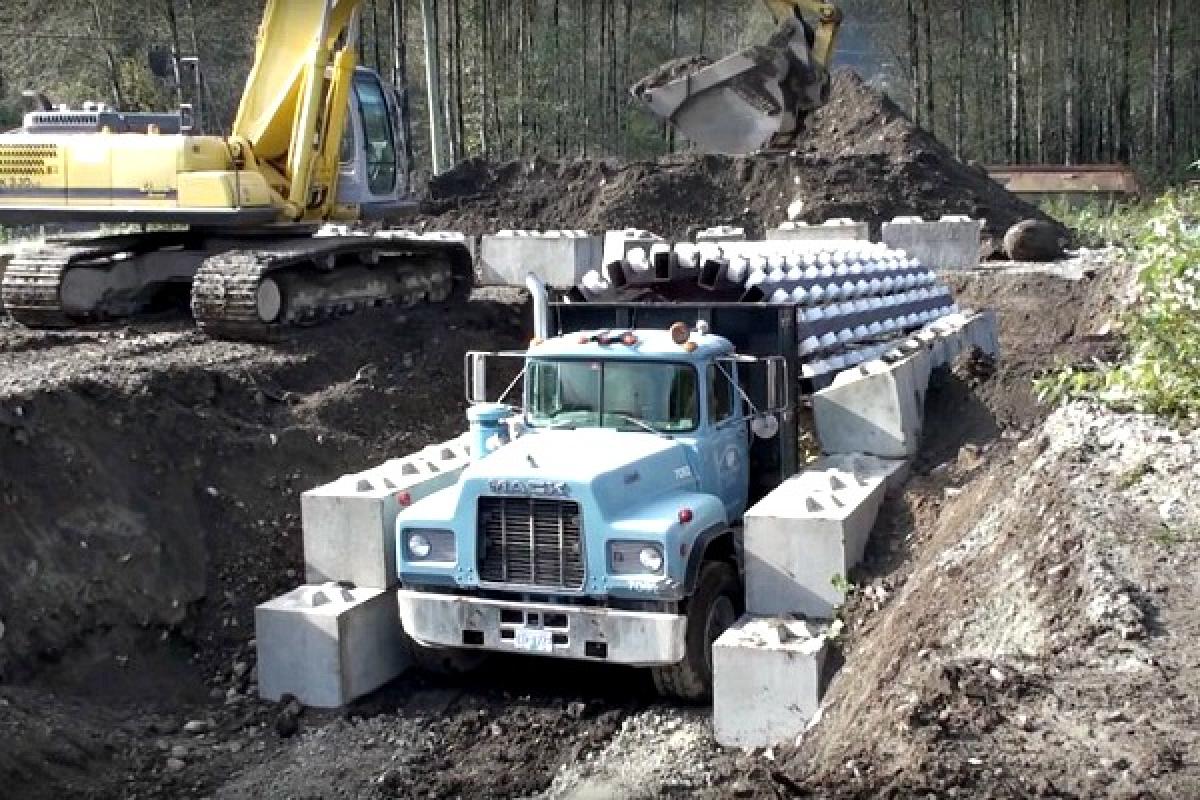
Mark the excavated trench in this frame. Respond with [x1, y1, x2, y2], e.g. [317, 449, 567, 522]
[0, 261, 1133, 799]
[0, 68, 1162, 799]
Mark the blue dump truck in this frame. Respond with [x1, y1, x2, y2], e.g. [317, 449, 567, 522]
[395, 301, 802, 699]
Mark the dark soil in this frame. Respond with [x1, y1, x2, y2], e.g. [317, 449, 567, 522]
[419, 71, 1061, 253]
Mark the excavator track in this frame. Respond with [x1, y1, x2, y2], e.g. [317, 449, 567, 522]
[191, 236, 472, 341]
[1, 233, 193, 328]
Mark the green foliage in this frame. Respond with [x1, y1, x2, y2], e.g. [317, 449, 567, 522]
[1041, 197, 1157, 249]
[1036, 189, 1200, 419]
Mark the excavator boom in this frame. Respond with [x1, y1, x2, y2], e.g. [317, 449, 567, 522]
[632, 0, 842, 154]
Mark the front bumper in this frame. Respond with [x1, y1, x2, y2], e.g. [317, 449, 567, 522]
[397, 589, 686, 666]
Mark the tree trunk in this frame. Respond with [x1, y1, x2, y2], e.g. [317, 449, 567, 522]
[906, 0, 921, 126]
[921, 0, 934, 129]
[1117, 0, 1132, 162]
[162, 0, 185, 108]
[90, 1, 126, 110]
[953, 0, 965, 158]
[1008, 0, 1022, 161]
[420, 0, 447, 173]
[391, 0, 416, 177]
[1064, 0, 1079, 164]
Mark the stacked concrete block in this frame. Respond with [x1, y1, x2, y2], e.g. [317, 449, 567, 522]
[768, 219, 869, 242]
[812, 349, 930, 459]
[256, 584, 409, 708]
[713, 617, 830, 747]
[882, 215, 983, 270]
[744, 454, 907, 618]
[478, 230, 602, 289]
[695, 225, 746, 243]
[302, 435, 472, 589]
[0, 247, 12, 307]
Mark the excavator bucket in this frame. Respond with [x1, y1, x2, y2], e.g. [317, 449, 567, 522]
[631, 13, 834, 155]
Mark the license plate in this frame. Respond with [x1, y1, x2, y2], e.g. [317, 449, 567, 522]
[513, 627, 554, 653]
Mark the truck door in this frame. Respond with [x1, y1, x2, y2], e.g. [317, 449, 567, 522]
[707, 361, 750, 519]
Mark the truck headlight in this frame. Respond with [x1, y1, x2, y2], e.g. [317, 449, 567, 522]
[608, 542, 665, 575]
[403, 528, 455, 562]
[638, 547, 664, 573]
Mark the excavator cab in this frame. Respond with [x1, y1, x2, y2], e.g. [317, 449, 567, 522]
[631, 0, 842, 154]
[335, 67, 414, 219]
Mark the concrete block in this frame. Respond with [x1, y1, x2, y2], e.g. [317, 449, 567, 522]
[0, 248, 11, 308]
[744, 454, 906, 618]
[882, 215, 983, 270]
[256, 584, 408, 708]
[963, 310, 1001, 357]
[695, 226, 746, 243]
[302, 435, 471, 589]
[713, 616, 829, 748]
[601, 228, 664, 269]
[767, 218, 870, 242]
[479, 230, 602, 289]
[813, 350, 929, 459]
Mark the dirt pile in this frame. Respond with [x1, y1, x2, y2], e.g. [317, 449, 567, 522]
[420, 70, 1059, 250]
[753, 399, 1200, 798]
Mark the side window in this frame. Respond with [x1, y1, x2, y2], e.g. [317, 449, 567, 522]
[353, 75, 397, 195]
[708, 363, 734, 425]
[339, 114, 355, 165]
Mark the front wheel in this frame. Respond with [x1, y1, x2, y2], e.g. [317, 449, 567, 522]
[651, 561, 741, 702]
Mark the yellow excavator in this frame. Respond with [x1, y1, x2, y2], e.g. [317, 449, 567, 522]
[0, 0, 839, 338]
[0, 0, 471, 339]
[633, 0, 842, 154]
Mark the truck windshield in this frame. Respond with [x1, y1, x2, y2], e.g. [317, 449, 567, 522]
[527, 359, 699, 433]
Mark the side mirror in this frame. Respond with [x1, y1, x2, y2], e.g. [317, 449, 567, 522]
[465, 352, 489, 404]
[464, 350, 529, 405]
[765, 356, 789, 413]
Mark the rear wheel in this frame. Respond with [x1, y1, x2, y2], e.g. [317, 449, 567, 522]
[651, 561, 741, 701]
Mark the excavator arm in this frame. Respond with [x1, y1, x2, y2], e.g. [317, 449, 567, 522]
[233, 0, 362, 221]
[761, 0, 842, 68]
[631, 0, 843, 154]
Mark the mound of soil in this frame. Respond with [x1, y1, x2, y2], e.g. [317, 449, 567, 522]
[420, 71, 1059, 251]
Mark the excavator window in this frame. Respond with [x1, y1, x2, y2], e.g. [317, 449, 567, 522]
[353, 75, 397, 195]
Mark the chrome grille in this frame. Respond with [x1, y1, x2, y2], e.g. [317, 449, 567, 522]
[477, 497, 585, 589]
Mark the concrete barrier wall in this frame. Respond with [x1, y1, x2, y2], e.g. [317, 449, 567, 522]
[714, 617, 830, 747]
[882, 215, 983, 270]
[768, 219, 869, 242]
[744, 454, 907, 618]
[301, 435, 471, 589]
[479, 230, 603, 289]
[256, 584, 409, 708]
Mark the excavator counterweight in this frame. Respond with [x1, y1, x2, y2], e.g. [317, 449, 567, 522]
[632, 0, 842, 155]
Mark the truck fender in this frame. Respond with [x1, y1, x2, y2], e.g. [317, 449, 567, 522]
[682, 524, 741, 596]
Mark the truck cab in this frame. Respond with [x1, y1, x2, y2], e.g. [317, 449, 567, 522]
[396, 320, 786, 699]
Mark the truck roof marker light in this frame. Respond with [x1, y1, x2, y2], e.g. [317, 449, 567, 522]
[669, 322, 691, 345]
[578, 335, 591, 344]
[396, 491, 413, 508]
[620, 332, 639, 346]
[678, 508, 694, 524]
[531, 337, 545, 347]
[683, 342, 699, 353]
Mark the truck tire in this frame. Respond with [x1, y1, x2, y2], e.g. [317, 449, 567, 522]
[651, 561, 741, 702]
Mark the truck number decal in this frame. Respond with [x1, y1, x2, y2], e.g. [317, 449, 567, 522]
[673, 466, 693, 481]
[488, 479, 570, 498]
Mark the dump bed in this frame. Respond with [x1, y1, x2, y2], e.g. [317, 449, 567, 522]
[550, 301, 801, 500]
